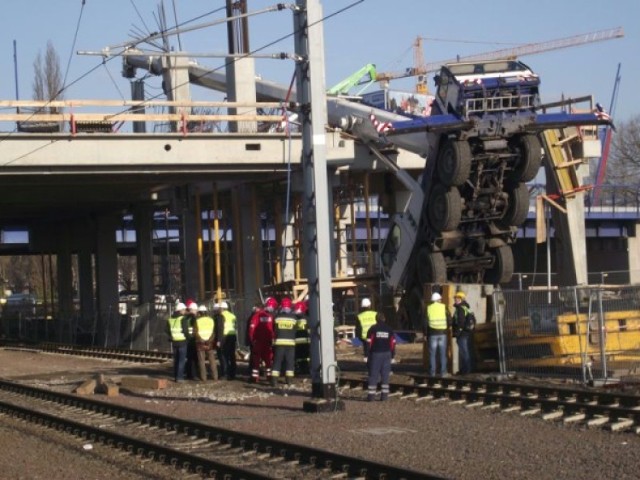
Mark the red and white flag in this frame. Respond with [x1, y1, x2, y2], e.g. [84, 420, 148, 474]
[370, 113, 393, 134]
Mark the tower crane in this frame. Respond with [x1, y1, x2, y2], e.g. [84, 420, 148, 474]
[375, 27, 624, 91]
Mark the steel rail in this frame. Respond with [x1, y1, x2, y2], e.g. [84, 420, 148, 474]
[1, 340, 172, 363]
[0, 380, 442, 480]
[339, 375, 640, 430]
[0, 399, 271, 480]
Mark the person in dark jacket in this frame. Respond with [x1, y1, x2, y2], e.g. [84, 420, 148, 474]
[215, 301, 238, 380]
[184, 301, 199, 380]
[166, 302, 189, 382]
[366, 312, 396, 401]
[271, 297, 297, 386]
[451, 291, 476, 374]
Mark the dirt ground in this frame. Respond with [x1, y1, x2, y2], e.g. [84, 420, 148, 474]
[0, 346, 639, 480]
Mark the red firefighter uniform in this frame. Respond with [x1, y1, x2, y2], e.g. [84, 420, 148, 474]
[247, 299, 276, 383]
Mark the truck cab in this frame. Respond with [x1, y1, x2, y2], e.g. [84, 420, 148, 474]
[432, 60, 540, 118]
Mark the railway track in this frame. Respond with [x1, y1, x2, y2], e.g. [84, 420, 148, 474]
[339, 374, 640, 434]
[0, 340, 172, 363]
[0, 380, 441, 479]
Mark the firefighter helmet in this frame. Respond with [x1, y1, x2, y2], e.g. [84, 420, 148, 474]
[294, 301, 306, 315]
[265, 297, 278, 311]
[280, 297, 293, 310]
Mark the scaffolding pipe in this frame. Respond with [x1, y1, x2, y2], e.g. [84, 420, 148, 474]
[194, 187, 205, 301]
[349, 181, 357, 273]
[213, 183, 223, 303]
[364, 172, 373, 273]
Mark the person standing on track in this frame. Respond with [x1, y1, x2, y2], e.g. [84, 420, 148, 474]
[424, 292, 451, 377]
[293, 301, 310, 375]
[166, 302, 188, 382]
[271, 297, 297, 386]
[451, 291, 476, 375]
[184, 301, 199, 380]
[216, 301, 238, 380]
[356, 298, 377, 362]
[247, 297, 276, 383]
[366, 312, 396, 401]
[194, 305, 218, 382]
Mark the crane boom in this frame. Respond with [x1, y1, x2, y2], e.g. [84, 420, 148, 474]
[376, 27, 624, 83]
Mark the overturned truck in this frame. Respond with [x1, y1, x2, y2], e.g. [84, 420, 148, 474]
[336, 60, 612, 326]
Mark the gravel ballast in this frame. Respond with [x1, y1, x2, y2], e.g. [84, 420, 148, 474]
[0, 348, 638, 479]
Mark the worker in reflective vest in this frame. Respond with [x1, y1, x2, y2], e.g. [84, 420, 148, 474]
[356, 298, 377, 361]
[195, 305, 218, 381]
[271, 297, 297, 386]
[215, 301, 237, 380]
[424, 292, 451, 377]
[166, 302, 189, 382]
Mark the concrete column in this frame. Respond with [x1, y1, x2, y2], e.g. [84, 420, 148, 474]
[77, 231, 95, 341]
[233, 184, 264, 308]
[225, 1, 257, 134]
[628, 233, 640, 284]
[161, 56, 191, 132]
[56, 229, 74, 343]
[180, 188, 200, 301]
[134, 205, 155, 350]
[95, 213, 120, 346]
[135, 205, 155, 306]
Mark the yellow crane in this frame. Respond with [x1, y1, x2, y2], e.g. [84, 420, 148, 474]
[376, 27, 624, 93]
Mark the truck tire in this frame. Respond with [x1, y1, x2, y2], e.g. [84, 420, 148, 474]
[428, 184, 462, 232]
[437, 140, 472, 187]
[483, 245, 514, 285]
[508, 134, 542, 184]
[496, 183, 529, 229]
[417, 248, 447, 285]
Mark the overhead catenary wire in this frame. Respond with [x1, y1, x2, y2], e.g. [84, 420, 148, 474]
[61, 0, 87, 97]
[0, 0, 365, 166]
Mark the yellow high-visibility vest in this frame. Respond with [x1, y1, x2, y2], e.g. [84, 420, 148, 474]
[427, 302, 447, 330]
[357, 310, 377, 340]
[196, 315, 214, 341]
[168, 315, 186, 342]
[221, 310, 237, 336]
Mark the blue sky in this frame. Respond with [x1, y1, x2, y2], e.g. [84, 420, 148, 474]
[1, 0, 637, 122]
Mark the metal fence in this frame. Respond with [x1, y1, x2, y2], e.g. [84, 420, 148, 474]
[487, 285, 640, 383]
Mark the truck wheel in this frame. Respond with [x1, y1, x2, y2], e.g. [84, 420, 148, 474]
[508, 134, 542, 184]
[417, 248, 447, 285]
[496, 183, 529, 229]
[483, 245, 514, 285]
[428, 184, 462, 231]
[437, 140, 472, 187]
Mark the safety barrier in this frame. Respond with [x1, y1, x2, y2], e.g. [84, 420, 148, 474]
[478, 285, 640, 383]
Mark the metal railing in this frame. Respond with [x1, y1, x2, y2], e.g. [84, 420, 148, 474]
[489, 285, 640, 384]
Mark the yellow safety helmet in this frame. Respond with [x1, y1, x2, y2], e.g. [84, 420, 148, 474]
[454, 291, 466, 299]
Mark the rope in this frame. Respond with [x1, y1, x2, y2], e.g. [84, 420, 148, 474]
[280, 71, 298, 276]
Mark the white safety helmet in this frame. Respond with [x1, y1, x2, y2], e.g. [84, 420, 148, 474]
[197, 305, 207, 313]
[431, 292, 442, 302]
[175, 302, 187, 311]
[212, 303, 220, 311]
[361, 298, 371, 308]
[188, 302, 199, 312]
[220, 301, 229, 309]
